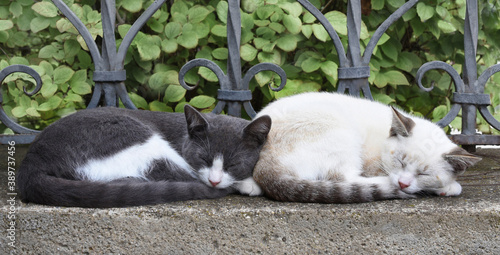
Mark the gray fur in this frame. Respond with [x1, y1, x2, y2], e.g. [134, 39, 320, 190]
[17, 105, 271, 208]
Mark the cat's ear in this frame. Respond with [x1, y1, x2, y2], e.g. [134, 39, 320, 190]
[389, 106, 415, 137]
[243, 115, 272, 146]
[444, 147, 482, 174]
[184, 104, 208, 136]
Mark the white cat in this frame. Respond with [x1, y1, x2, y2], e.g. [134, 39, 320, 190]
[253, 92, 481, 203]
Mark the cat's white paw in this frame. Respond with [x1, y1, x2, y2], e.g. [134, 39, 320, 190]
[437, 181, 462, 196]
[236, 177, 263, 196]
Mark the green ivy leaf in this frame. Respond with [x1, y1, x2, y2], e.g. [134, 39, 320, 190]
[432, 105, 448, 121]
[126, 93, 146, 109]
[312, 24, 328, 42]
[212, 48, 228, 60]
[301, 57, 322, 73]
[171, 0, 188, 15]
[137, 36, 161, 61]
[69, 70, 91, 95]
[149, 70, 179, 92]
[121, 0, 142, 13]
[257, 50, 281, 65]
[387, 0, 405, 8]
[9, 1, 23, 17]
[0, 20, 13, 31]
[381, 42, 398, 62]
[64, 39, 80, 57]
[372, 0, 385, 10]
[282, 14, 301, 34]
[149, 100, 173, 112]
[147, 19, 164, 34]
[161, 39, 178, 54]
[26, 106, 40, 118]
[11, 106, 27, 118]
[31, 2, 58, 18]
[165, 85, 186, 103]
[190, 95, 216, 109]
[279, 2, 302, 17]
[240, 44, 258, 62]
[38, 45, 57, 59]
[269, 22, 285, 33]
[177, 31, 198, 49]
[437, 20, 456, 33]
[37, 96, 62, 112]
[216, 1, 228, 24]
[70, 81, 91, 95]
[54, 66, 75, 85]
[276, 35, 298, 52]
[416, 2, 435, 22]
[384, 70, 409, 86]
[320, 60, 338, 81]
[302, 24, 312, 38]
[325, 11, 347, 36]
[198, 66, 219, 82]
[395, 53, 414, 72]
[40, 79, 57, 98]
[188, 6, 210, 23]
[63, 92, 83, 103]
[373, 94, 396, 105]
[211, 24, 227, 37]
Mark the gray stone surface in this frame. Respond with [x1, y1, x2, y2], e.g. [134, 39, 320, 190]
[1, 145, 499, 254]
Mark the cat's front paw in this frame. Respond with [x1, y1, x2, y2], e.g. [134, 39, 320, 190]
[437, 181, 462, 196]
[236, 177, 263, 196]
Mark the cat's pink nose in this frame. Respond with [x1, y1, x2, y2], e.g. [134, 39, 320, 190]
[399, 181, 409, 189]
[209, 180, 220, 187]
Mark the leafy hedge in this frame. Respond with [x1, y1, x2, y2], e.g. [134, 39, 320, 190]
[0, 0, 499, 134]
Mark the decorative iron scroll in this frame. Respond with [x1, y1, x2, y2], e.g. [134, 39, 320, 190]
[0, 65, 43, 144]
[297, 0, 419, 99]
[416, 0, 500, 146]
[179, 0, 286, 118]
[51, 0, 170, 109]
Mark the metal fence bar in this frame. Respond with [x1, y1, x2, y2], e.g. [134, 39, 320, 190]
[179, 0, 286, 118]
[416, 0, 500, 149]
[0, 0, 499, 147]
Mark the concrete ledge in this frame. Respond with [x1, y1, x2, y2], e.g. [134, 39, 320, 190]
[1, 147, 499, 254]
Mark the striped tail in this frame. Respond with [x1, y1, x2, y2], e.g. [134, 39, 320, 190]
[254, 173, 403, 204]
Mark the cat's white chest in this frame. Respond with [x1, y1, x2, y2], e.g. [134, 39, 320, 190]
[76, 134, 193, 181]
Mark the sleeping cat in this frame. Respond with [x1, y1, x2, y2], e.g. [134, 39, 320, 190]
[253, 92, 481, 203]
[18, 105, 270, 208]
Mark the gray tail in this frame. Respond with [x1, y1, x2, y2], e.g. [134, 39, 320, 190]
[255, 175, 401, 203]
[18, 172, 230, 208]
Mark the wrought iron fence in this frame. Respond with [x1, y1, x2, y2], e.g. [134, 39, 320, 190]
[0, 0, 499, 149]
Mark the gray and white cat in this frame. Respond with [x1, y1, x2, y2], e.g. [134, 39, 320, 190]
[18, 105, 270, 208]
[253, 92, 481, 203]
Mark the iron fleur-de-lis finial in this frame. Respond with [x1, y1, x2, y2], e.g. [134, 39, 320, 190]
[52, 0, 169, 109]
[178, 0, 287, 118]
[416, 0, 500, 146]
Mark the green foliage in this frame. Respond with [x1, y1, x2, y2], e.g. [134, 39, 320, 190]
[1, 0, 499, 135]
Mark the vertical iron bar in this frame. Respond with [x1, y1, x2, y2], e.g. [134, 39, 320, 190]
[226, 0, 243, 116]
[461, 0, 479, 150]
[101, 0, 118, 107]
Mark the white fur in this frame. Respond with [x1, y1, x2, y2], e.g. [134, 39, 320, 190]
[256, 92, 463, 196]
[237, 177, 263, 196]
[198, 155, 235, 189]
[76, 134, 194, 181]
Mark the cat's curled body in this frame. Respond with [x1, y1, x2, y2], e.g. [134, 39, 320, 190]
[18, 105, 270, 208]
[253, 92, 481, 203]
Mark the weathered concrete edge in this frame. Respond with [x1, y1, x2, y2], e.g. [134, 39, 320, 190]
[1, 196, 499, 254]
